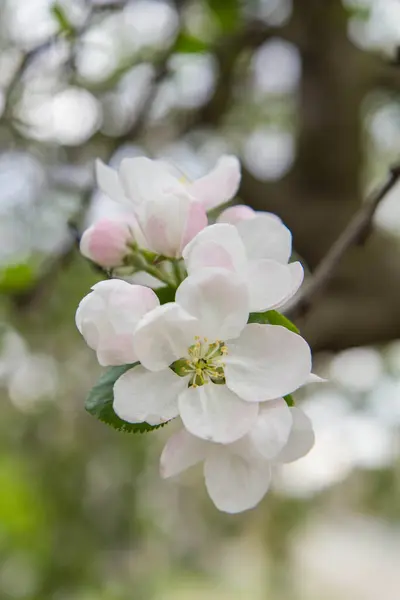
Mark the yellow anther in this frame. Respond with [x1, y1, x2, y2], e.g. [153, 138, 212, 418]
[204, 337, 208, 342]
[194, 336, 200, 340]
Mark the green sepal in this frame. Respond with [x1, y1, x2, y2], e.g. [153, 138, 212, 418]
[284, 394, 295, 407]
[155, 286, 176, 304]
[247, 309, 300, 335]
[85, 364, 167, 433]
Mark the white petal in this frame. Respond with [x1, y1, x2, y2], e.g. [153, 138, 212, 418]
[178, 383, 259, 444]
[175, 268, 249, 341]
[189, 155, 241, 210]
[249, 398, 293, 459]
[225, 324, 312, 401]
[204, 445, 271, 513]
[236, 214, 292, 263]
[113, 365, 185, 425]
[119, 157, 183, 205]
[307, 372, 327, 384]
[245, 259, 293, 312]
[133, 303, 199, 371]
[108, 283, 160, 333]
[182, 223, 247, 274]
[275, 407, 315, 463]
[274, 261, 305, 310]
[96, 160, 127, 205]
[160, 428, 208, 478]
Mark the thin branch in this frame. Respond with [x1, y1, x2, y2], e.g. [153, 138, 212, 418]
[286, 164, 400, 320]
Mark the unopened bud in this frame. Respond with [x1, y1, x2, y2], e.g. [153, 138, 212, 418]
[217, 205, 255, 225]
[80, 219, 134, 269]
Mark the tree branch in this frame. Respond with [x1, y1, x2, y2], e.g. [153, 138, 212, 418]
[286, 164, 400, 320]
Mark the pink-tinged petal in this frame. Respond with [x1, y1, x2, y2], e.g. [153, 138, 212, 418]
[91, 280, 159, 334]
[225, 324, 312, 402]
[119, 157, 183, 206]
[133, 303, 199, 371]
[80, 219, 133, 268]
[275, 407, 315, 463]
[182, 223, 247, 274]
[204, 445, 271, 513]
[189, 155, 241, 211]
[76, 280, 159, 366]
[160, 428, 208, 478]
[96, 160, 128, 205]
[245, 259, 293, 312]
[217, 204, 256, 225]
[113, 365, 185, 425]
[249, 398, 293, 459]
[236, 214, 292, 263]
[175, 268, 249, 341]
[178, 383, 259, 444]
[180, 200, 208, 253]
[274, 261, 305, 310]
[136, 191, 196, 257]
[96, 335, 137, 366]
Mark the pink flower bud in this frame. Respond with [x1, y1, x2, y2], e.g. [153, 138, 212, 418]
[217, 205, 256, 225]
[80, 219, 133, 268]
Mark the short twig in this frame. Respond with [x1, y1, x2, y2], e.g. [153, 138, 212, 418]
[286, 164, 400, 320]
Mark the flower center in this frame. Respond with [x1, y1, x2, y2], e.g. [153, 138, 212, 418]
[172, 336, 228, 386]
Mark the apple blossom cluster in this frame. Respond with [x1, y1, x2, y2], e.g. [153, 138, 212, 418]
[76, 155, 319, 514]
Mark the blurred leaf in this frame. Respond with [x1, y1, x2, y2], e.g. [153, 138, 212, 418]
[207, 0, 240, 33]
[85, 364, 167, 433]
[284, 394, 295, 407]
[51, 3, 75, 36]
[247, 309, 300, 334]
[344, 3, 371, 22]
[174, 32, 210, 54]
[0, 263, 36, 294]
[0, 457, 49, 549]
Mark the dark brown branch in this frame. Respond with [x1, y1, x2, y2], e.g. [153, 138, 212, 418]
[286, 164, 400, 320]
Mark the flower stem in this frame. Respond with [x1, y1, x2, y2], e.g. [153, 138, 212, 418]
[128, 252, 176, 288]
[171, 259, 184, 286]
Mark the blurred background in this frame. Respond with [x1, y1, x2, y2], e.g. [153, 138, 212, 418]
[0, 0, 400, 598]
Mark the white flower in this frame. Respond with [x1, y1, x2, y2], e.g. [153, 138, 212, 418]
[160, 404, 315, 513]
[75, 280, 159, 366]
[183, 221, 303, 312]
[95, 155, 240, 258]
[113, 268, 312, 440]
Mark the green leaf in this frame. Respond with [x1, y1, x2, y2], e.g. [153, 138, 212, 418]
[207, 0, 240, 33]
[284, 394, 295, 407]
[51, 3, 75, 36]
[174, 32, 210, 54]
[85, 364, 167, 433]
[247, 310, 300, 334]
